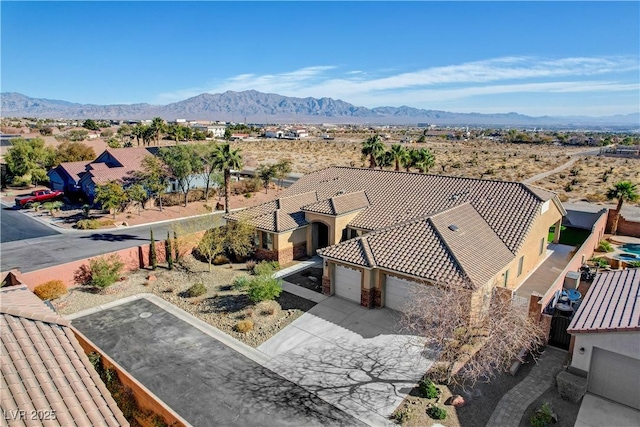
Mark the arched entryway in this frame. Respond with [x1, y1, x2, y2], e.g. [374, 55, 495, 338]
[311, 222, 330, 252]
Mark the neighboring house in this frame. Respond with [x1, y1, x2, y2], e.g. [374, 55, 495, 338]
[50, 146, 213, 202]
[191, 124, 226, 138]
[0, 286, 129, 426]
[567, 268, 640, 410]
[78, 147, 159, 202]
[47, 160, 88, 194]
[225, 167, 565, 310]
[264, 128, 284, 138]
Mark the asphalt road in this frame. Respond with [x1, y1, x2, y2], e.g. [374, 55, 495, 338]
[0, 213, 223, 273]
[0, 205, 60, 243]
[72, 299, 364, 427]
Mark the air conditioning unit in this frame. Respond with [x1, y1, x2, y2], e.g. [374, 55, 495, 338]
[563, 271, 580, 289]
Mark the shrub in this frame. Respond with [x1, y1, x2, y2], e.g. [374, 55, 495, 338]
[589, 257, 609, 268]
[213, 254, 230, 265]
[186, 283, 206, 298]
[34, 280, 67, 300]
[76, 219, 100, 229]
[391, 407, 411, 424]
[426, 405, 446, 420]
[236, 319, 254, 333]
[419, 378, 439, 399]
[597, 240, 614, 252]
[149, 229, 157, 270]
[627, 261, 640, 268]
[253, 261, 280, 276]
[530, 403, 553, 427]
[87, 254, 124, 288]
[245, 260, 257, 273]
[234, 273, 283, 302]
[232, 276, 250, 290]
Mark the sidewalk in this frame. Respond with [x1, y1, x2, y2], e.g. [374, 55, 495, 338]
[486, 347, 566, 427]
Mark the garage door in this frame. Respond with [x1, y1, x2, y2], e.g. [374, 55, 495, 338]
[588, 347, 640, 409]
[334, 265, 361, 303]
[385, 276, 423, 312]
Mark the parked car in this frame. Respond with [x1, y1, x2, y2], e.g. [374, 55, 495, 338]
[14, 190, 64, 208]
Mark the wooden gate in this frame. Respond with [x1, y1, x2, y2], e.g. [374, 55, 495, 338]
[549, 315, 572, 350]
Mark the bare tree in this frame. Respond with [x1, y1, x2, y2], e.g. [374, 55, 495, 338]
[401, 282, 543, 388]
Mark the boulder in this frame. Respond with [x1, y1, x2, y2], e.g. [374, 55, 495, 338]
[147, 274, 157, 282]
[445, 395, 466, 407]
[556, 370, 587, 403]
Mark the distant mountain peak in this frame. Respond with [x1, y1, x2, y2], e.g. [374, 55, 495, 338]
[1, 90, 638, 128]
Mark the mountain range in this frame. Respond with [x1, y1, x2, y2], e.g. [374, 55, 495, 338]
[1, 90, 638, 128]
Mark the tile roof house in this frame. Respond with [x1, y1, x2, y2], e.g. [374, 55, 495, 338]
[226, 167, 566, 311]
[48, 147, 159, 202]
[567, 268, 640, 410]
[0, 286, 128, 426]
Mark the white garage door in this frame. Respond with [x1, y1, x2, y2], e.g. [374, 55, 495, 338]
[334, 265, 361, 303]
[385, 276, 423, 312]
[588, 347, 640, 410]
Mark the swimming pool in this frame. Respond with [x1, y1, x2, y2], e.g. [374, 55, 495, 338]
[620, 243, 640, 256]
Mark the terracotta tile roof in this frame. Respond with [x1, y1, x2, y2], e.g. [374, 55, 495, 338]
[281, 167, 553, 253]
[225, 191, 318, 232]
[82, 147, 157, 185]
[58, 161, 89, 183]
[319, 203, 512, 288]
[568, 269, 640, 333]
[0, 287, 129, 426]
[302, 190, 370, 215]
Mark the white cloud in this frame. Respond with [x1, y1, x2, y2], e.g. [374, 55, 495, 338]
[155, 56, 639, 113]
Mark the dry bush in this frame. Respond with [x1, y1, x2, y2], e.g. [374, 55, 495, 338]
[160, 189, 206, 206]
[34, 280, 68, 300]
[235, 319, 254, 333]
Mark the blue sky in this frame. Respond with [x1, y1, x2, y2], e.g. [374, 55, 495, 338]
[2, 1, 639, 116]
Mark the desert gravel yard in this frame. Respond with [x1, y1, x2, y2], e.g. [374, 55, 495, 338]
[54, 255, 316, 347]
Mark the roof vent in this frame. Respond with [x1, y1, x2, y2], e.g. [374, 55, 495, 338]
[448, 225, 459, 232]
[337, 190, 345, 195]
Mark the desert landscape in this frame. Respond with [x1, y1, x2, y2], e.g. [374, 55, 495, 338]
[2, 121, 638, 207]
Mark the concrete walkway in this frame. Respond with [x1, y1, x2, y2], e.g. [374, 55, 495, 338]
[486, 346, 566, 427]
[257, 296, 430, 426]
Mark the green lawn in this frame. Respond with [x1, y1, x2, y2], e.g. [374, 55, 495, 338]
[548, 226, 591, 246]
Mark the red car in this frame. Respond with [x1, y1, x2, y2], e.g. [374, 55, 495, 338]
[14, 190, 64, 207]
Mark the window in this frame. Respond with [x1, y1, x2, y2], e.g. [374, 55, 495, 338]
[503, 269, 510, 287]
[541, 200, 550, 214]
[517, 256, 524, 277]
[539, 238, 545, 255]
[260, 231, 273, 250]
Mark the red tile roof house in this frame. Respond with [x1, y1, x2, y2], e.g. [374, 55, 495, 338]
[48, 147, 159, 203]
[567, 268, 640, 410]
[0, 286, 129, 426]
[225, 167, 567, 312]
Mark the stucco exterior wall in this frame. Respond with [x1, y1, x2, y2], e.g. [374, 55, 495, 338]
[504, 201, 564, 289]
[304, 210, 365, 254]
[571, 331, 640, 372]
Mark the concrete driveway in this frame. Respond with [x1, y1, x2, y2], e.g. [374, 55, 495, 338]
[71, 296, 365, 427]
[575, 394, 640, 427]
[257, 296, 432, 426]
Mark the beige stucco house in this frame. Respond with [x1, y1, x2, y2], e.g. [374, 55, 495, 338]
[225, 167, 566, 310]
[567, 268, 640, 410]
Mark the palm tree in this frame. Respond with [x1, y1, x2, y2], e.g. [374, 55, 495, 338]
[212, 143, 243, 213]
[167, 124, 183, 143]
[389, 144, 408, 171]
[412, 148, 435, 173]
[361, 134, 385, 169]
[132, 124, 144, 146]
[606, 180, 639, 235]
[150, 117, 166, 145]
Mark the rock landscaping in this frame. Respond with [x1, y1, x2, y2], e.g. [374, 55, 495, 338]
[53, 255, 315, 348]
